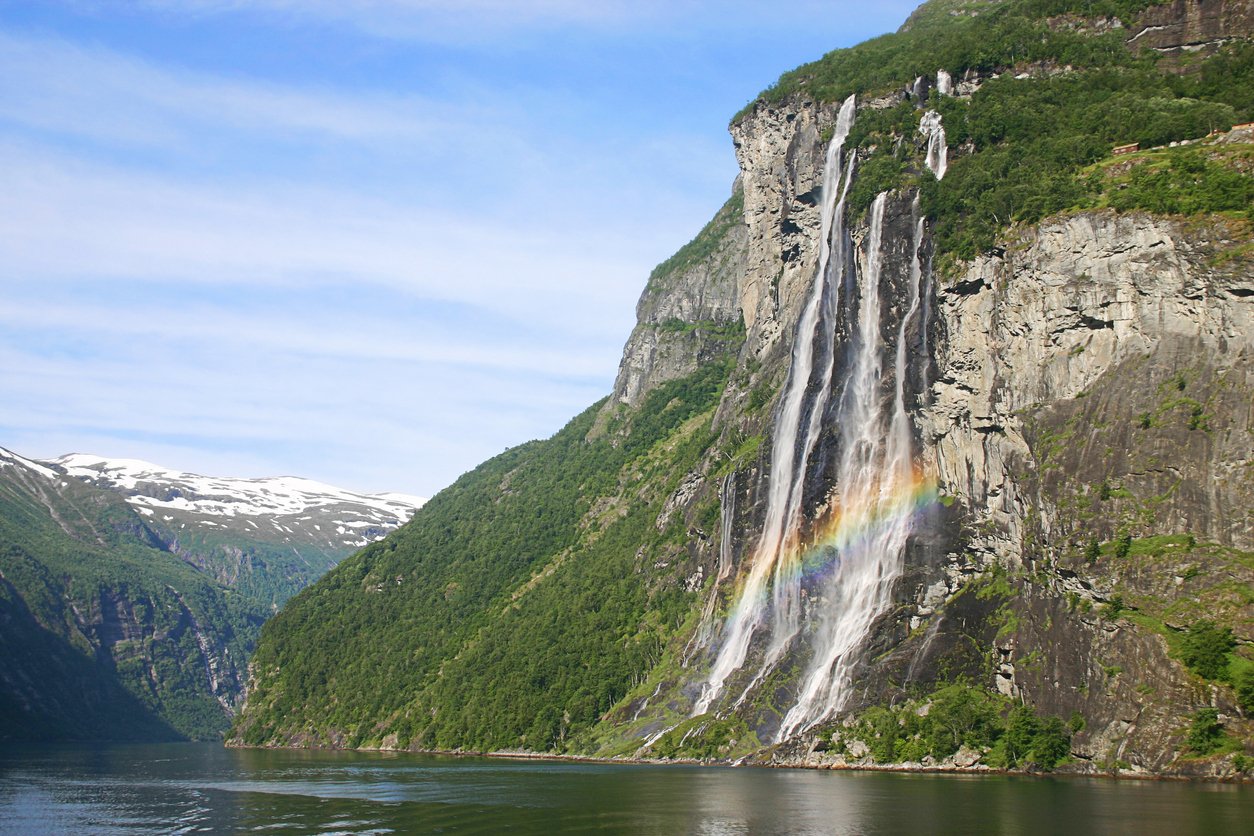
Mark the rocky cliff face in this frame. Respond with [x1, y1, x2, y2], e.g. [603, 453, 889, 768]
[924, 210, 1251, 563]
[611, 191, 748, 407]
[1129, 0, 1254, 58]
[230, 0, 1251, 775]
[876, 209, 1253, 774]
[610, 82, 1251, 777]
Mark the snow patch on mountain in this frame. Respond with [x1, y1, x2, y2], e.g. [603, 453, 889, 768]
[51, 453, 425, 520]
[45, 452, 427, 551]
[0, 447, 58, 480]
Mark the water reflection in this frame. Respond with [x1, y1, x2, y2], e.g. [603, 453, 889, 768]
[1, 744, 1251, 835]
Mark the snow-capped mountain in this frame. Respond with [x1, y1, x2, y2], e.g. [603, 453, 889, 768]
[0, 446, 60, 480]
[51, 453, 424, 551]
[43, 453, 426, 604]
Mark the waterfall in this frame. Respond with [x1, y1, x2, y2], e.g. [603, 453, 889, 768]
[718, 471, 736, 582]
[688, 93, 936, 743]
[920, 110, 948, 180]
[910, 75, 928, 102]
[686, 471, 739, 662]
[692, 93, 858, 717]
[778, 191, 926, 738]
[912, 197, 933, 399]
[936, 69, 953, 96]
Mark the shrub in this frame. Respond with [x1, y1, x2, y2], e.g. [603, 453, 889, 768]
[1234, 668, 1254, 715]
[1185, 708, 1225, 755]
[1180, 621, 1237, 681]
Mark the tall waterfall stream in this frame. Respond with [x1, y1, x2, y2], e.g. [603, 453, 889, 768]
[691, 91, 940, 741]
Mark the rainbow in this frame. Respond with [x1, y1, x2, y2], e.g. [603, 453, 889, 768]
[724, 465, 938, 624]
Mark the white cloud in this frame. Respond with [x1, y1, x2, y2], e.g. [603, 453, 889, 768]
[8, 0, 932, 495]
[0, 31, 470, 147]
[0, 27, 727, 334]
[133, 0, 920, 44]
[0, 294, 618, 379]
[0, 138, 661, 336]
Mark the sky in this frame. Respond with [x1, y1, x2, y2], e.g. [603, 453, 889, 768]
[0, 0, 918, 498]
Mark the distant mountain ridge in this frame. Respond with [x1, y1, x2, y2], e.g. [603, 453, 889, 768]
[47, 453, 425, 608]
[51, 454, 425, 531]
[0, 445, 424, 741]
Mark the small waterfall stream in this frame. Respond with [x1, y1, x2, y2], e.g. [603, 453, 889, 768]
[686, 471, 739, 662]
[919, 111, 948, 180]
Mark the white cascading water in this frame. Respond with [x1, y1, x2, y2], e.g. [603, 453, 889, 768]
[913, 197, 935, 398]
[778, 192, 926, 737]
[919, 110, 948, 180]
[686, 472, 739, 662]
[692, 93, 858, 717]
[689, 94, 938, 741]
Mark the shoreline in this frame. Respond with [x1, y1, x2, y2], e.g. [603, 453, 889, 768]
[225, 740, 1251, 784]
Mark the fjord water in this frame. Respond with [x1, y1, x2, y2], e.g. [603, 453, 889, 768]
[2, 744, 1251, 835]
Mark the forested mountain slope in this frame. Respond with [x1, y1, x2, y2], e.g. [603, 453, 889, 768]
[53, 454, 423, 610]
[0, 448, 420, 741]
[232, 0, 1253, 778]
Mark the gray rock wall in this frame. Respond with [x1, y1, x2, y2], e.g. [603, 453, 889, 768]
[605, 60, 1251, 771]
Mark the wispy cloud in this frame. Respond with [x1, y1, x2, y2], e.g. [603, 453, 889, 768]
[0, 30, 467, 147]
[0, 1, 918, 494]
[133, 0, 919, 44]
[0, 141, 648, 335]
[0, 294, 616, 379]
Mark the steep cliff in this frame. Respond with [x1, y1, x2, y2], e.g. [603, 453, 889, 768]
[232, 0, 1252, 777]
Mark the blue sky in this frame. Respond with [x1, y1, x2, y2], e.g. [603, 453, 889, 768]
[0, 0, 918, 497]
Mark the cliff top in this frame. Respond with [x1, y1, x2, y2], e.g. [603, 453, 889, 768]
[732, 1, 1248, 124]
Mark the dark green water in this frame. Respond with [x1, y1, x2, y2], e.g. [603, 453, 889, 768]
[0, 743, 1250, 834]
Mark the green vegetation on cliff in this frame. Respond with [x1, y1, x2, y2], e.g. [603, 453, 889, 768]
[741, 1, 1154, 117]
[232, 356, 739, 751]
[647, 189, 745, 286]
[921, 62, 1248, 258]
[743, 0, 1253, 259]
[0, 456, 266, 740]
[824, 682, 1073, 770]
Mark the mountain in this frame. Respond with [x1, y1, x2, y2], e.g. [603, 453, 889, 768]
[231, 0, 1253, 778]
[0, 447, 422, 741]
[50, 454, 424, 609]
